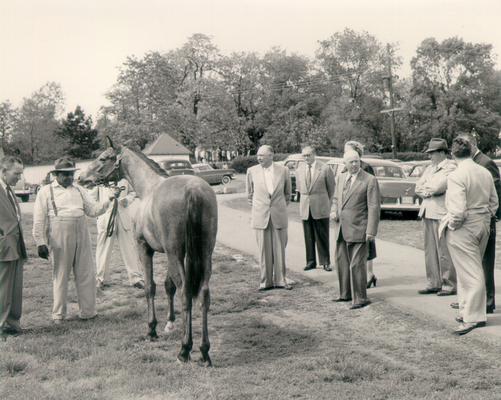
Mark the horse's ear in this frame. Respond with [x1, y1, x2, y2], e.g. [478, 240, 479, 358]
[105, 136, 114, 149]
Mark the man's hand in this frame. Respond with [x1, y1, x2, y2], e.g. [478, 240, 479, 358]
[330, 211, 339, 222]
[38, 245, 49, 260]
[366, 234, 375, 241]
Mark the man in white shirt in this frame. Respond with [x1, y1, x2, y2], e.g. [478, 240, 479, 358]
[33, 158, 114, 324]
[91, 179, 144, 290]
[246, 145, 292, 290]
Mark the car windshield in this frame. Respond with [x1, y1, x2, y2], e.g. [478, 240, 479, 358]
[163, 161, 190, 169]
[409, 165, 427, 178]
[373, 166, 404, 178]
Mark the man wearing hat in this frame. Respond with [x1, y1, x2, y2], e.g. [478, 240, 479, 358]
[33, 157, 116, 324]
[415, 138, 457, 296]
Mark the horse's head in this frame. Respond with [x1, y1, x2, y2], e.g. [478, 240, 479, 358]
[78, 137, 122, 188]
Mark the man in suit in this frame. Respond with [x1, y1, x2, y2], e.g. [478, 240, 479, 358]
[344, 140, 377, 288]
[415, 138, 457, 296]
[443, 137, 498, 335]
[296, 146, 335, 272]
[91, 179, 144, 290]
[457, 133, 501, 314]
[246, 145, 292, 291]
[0, 156, 27, 336]
[331, 150, 380, 309]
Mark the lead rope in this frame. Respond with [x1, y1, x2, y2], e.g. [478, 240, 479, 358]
[106, 197, 119, 237]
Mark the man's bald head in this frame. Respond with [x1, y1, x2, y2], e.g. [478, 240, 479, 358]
[257, 145, 274, 168]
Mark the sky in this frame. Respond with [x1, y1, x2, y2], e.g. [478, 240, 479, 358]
[1, 0, 501, 119]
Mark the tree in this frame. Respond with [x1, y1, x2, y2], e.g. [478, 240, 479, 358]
[56, 106, 100, 159]
[0, 101, 17, 156]
[410, 37, 501, 152]
[11, 82, 66, 163]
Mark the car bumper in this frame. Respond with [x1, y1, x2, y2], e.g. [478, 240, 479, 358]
[381, 203, 420, 212]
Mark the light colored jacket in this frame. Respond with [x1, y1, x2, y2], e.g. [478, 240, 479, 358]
[90, 179, 137, 232]
[415, 159, 456, 220]
[246, 163, 291, 229]
[331, 170, 380, 243]
[296, 161, 335, 220]
[445, 158, 498, 228]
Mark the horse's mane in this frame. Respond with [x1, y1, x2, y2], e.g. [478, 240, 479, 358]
[127, 148, 169, 177]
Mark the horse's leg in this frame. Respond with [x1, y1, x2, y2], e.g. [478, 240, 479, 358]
[137, 239, 157, 339]
[199, 276, 212, 367]
[164, 275, 176, 333]
[178, 278, 193, 363]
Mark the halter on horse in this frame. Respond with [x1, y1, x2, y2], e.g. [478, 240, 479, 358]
[78, 137, 218, 366]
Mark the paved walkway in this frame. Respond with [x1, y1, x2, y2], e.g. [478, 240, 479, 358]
[216, 193, 501, 338]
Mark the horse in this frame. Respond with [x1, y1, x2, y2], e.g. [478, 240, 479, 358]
[78, 137, 218, 367]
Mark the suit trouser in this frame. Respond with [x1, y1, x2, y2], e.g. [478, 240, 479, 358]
[302, 211, 330, 266]
[96, 216, 143, 285]
[0, 259, 23, 330]
[423, 218, 456, 291]
[446, 214, 490, 323]
[336, 231, 368, 305]
[49, 216, 96, 320]
[482, 217, 496, 310]
[255, 220, 287, 288]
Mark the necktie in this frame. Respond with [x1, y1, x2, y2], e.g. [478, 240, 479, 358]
[343, 175, 352, 200]
[6, 185, 19, 217]
[306, 165, 312, 190]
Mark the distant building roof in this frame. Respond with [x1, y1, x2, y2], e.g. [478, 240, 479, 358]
[143, 133, 191, 156]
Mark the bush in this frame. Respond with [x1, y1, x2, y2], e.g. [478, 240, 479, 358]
[230, 153, 289, 173]
[379, 152, 429, 161]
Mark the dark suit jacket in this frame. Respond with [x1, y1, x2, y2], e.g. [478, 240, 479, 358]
[332, 170, 381, 243]
[0, 185, 27, 261]
[473, 151, 501, 219]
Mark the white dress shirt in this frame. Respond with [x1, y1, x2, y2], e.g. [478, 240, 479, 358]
[262, 163, 275, 195]
[33, 180, 111, 246]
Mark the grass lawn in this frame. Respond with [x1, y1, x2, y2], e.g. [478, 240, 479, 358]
[2, 213, 501, 399]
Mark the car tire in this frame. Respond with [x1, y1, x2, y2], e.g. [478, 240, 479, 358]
[222, 175, 231, 185]
[402, 211, 418, 220]
[21, 195, 29, 203]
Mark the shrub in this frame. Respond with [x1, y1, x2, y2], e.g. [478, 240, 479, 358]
[379, 152, 429, 161]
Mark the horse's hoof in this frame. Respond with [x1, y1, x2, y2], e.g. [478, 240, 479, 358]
[177, 353, 191, 363]
[164, 321, 175, 333]
[198, 357, 213, 368]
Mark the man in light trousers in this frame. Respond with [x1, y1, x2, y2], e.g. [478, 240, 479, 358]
[91, 179, 144, 290]
[416, 138, 457, 296]
[33, 158, 115, 323]
[443, 138, 498, 335]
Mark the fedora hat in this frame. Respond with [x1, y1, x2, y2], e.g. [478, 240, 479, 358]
[50, 157, 79, 173]
[424, 138, 448, 153]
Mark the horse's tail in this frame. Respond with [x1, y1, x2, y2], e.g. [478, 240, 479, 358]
[185, 187, 206, 298]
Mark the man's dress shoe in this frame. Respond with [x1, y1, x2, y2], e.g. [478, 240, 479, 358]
[350, 301, 371, 310]
[303, 264, 316, 271]
[333, 298, 352, 302]
[322, 265, 332, 272]
[275, 284, 292, 290]
[417, 288, 440, 295]
[453, 322, 486, 335]
[450, 302, 459, 309]
[437, 290, 456, 296]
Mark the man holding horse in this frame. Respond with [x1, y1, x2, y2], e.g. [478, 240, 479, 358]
[33, 157, 116, 324]
[246, 145, 292, 291]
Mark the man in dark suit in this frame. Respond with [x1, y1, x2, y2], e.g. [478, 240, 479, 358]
[331, 150, 381, 309]
[458, 133, 501, 314]
[296, 146, 335, 271]
[0, 156, 27, 336]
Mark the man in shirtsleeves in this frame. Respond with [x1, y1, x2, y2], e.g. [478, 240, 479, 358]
[33, 157, 116, 324]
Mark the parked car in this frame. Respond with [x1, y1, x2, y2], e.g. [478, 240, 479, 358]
[494, 159, 501, 172]
[13, 173, 31, 202]
[328, 158, 421, 218]
[283, 154, 335, 201]
[159, 160, 195, 176]
[406, 160, 431, 180]
[193, 163, 235, 185]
